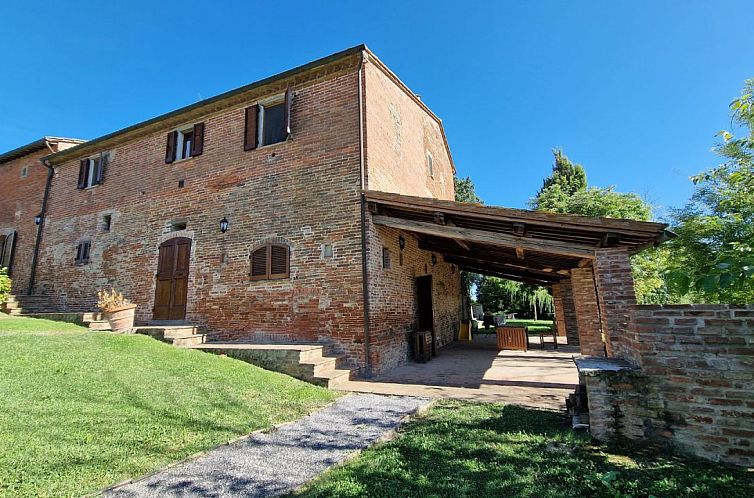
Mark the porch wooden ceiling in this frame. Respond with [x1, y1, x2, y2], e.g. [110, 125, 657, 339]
[365, 190, 673, 285]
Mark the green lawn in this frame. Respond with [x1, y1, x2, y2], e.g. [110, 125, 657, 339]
[0, 315, 338, 497]
[294, 400, 753, 498]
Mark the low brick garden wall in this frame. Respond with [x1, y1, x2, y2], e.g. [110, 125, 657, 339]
[581, 304, 754, 467]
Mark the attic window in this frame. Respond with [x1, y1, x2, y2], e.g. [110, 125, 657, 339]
[20, 166, 28, 178]
[165, 123, 204, 163]
[382, 247, 391, 269]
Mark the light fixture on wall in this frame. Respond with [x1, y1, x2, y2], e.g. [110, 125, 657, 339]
[431, 254, 437, 266]
[34, 214, 42, 225]
[398, 234, 405, 251]
[219, 217, 229, 233]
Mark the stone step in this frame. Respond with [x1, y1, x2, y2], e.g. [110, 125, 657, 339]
[171, 334, 208, 348]
[189, 343, 353, 390]
[133, 325, 202, 341]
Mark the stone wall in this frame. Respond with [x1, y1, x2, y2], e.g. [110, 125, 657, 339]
[584, 304, 754, 467]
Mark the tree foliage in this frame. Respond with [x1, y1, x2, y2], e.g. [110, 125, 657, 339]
[529, 150, 664, 303]
[476, 276, 553, 319]
[666, 79, 754, 302]
[454, 175, 484, 204]
[0, 267, 11, 304]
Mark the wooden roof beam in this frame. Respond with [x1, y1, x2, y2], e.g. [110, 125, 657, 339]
[373, 215, 597, 259]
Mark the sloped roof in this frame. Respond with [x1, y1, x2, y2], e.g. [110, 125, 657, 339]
[0, 137, 85, 165]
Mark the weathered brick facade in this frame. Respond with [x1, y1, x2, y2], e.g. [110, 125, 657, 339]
[11, 47, 460, 375]
[583, 304, 754, 467]
[0, 139, 81, 294]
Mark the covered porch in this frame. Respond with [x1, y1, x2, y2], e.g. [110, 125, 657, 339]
[365, 190, 673, 360]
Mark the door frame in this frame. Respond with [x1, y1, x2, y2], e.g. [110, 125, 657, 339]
[153, 236, 192, 321]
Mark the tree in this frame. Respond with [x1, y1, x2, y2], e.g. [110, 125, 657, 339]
[454, 176, 483, 204]
[476, 276, 553, 319]
[666, 79, 754, 302]
[529, 150, 666, 304]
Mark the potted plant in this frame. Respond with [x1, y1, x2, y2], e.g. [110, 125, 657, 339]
[97, 288, 137, 332]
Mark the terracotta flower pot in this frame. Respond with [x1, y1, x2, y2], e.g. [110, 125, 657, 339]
[102, 303, 137, 332]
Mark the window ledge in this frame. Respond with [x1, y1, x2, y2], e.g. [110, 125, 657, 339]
[172, 156, 196, 165]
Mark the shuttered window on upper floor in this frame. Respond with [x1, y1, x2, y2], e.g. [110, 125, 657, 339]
[250, 243, 290, 280]
[75, 241, 91, 265]
[165, 122, 205, 163]
[77, 152, 109, 189]
[244, 88, 292, 151]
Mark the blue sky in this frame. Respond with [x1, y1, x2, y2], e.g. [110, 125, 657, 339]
[2, 1, 752, 219]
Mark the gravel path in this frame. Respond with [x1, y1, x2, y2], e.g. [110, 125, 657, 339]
[105, 394, 429, 497]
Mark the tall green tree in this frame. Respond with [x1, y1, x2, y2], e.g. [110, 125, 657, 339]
[666, 79, 754, 302]
[454, 175, 484, 204]
[476, 277, 554, 319]
[529, 150, 667, 303]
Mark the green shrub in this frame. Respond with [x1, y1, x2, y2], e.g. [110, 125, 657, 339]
[0, 267, 11, 303]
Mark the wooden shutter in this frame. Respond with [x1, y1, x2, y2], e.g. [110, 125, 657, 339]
[77, 159, 89, 189]
[284, 87, 293, 138]
[93, 153, 107, 186]
[270, 245, 289, 279]
[165, 131, 178, 163]
[250, 246, 267, 279]
[244, 105, 259, 151]
[1, 231, 15, 270]
[191, 122, 205, 156]
[83, 241, 91, 262]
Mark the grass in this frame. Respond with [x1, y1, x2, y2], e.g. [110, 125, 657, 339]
[476, 319, 554, 334]
[294, 400, 753, 498]
[0, 315, 338, 497]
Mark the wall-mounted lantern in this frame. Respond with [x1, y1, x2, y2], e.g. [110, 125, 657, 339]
[431, 254, 437, 266]
[398, 234, 405, 250]
[219, 216, 229, 233]
[34, 214, 43, 225]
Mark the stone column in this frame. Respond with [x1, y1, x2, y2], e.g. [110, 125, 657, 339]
[594, 247, 637, 358]
[571, 266, 606, 357]
[552, 279, 579, 346]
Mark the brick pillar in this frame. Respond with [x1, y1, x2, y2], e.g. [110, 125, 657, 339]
[594, 247, 637, 358]
[571, 266, 606, 356]
[552, 279, 579, 345]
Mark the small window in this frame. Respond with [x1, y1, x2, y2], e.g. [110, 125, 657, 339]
[102, 215, 112, 232]
[170, 221, 187, 232]
[323, 244, 333, 258]
[20, 166, 28, 178]
[250, 243, 290, 280]
[382, 247, 391, 269]
[77, 153, 108, 189]
[426, 151, 434, 178]
[75, 241, 91, 265]
[260, 102, 287, 146]
[165, 123, 204, 163]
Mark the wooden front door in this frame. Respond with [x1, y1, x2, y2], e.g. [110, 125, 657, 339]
[153, 237, 191, 321]
[416, 275, 435, 355]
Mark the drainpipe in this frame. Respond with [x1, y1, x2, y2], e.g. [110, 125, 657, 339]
[357, 51, 372, 377]
[28, 155, 55, 296]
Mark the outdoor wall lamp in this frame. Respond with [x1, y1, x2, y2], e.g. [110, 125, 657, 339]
[219, 217, 229, 233]
[398, 234, 405, 250]
[431, 254, 437, 266]
[34, 214, 42, 225]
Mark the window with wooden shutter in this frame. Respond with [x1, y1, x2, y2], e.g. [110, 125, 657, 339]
[77, 159, 89, 189]
[244, 105, 259, 151]
[191, 122, 205, 156]
[166, 131, 178, 163]
[250, 243, 290, 280]
[93, 153, 107, 185]
[75, 241, 91, 265]
[284, 87, 292, 138]
[0, 231, 15, 271]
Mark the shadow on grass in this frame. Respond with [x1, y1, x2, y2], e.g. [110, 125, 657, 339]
[294, 402, 754, 498]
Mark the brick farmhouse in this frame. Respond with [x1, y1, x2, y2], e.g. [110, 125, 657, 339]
[3, 46, 753, 466]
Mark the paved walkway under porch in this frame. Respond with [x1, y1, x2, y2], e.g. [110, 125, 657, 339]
[339, 335, 579, 410]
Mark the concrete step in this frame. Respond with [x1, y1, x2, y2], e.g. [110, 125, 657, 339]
[313, 368, 353, 389]
[133, 325, 202, 341]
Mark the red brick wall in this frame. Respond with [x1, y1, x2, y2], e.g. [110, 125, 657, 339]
[585, 304, 754, 467]
[363, 56, 455, 200]
[594, 247, 637, 357]
[366, 222, 462, 373]
[571, 266, 606, 356]
[0, 151, 47, 294]
[552, 279, 579, 345]
[36, 67, 369, 367]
